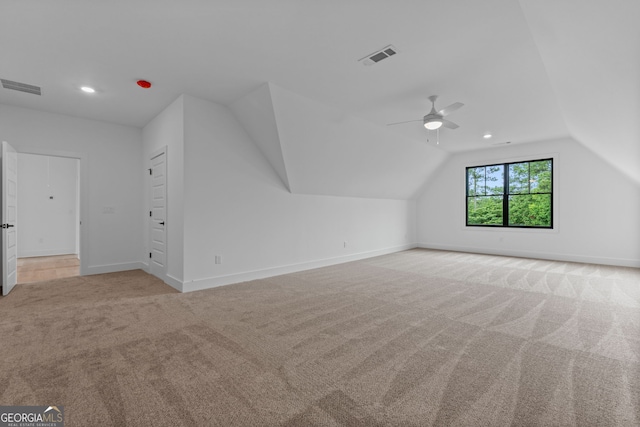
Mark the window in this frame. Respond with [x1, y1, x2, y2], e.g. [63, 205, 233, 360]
[466, 158, 553, 228]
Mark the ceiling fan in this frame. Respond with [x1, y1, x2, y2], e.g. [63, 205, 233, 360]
[388, 95, 464, 130]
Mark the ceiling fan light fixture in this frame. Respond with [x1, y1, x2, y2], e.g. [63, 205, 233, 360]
[387, 95, 463, 131]
[424, 120, 443, 130]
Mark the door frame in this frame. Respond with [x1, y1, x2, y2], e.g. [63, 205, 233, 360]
[17, 147, 88, 276]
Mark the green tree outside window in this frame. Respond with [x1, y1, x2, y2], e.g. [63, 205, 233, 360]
[466, 159, 552, 228]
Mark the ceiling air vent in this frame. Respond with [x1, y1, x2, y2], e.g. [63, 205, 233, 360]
[359, 45, 398, 66]
[1, 79, 41, 96]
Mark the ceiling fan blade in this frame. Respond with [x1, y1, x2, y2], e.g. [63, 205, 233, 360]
[386, 118, 423, 126]
[438, 102, 464, 117]
[441, 119, 459, 129]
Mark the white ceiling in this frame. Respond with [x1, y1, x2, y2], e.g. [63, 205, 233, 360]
[1, 0, 639, 187]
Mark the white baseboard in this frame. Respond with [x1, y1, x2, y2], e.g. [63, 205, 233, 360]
[140, 262, 150, 274]
[417, 243, 640, 268]
[19, 249, 77, 258]
[181, 243, 417, 293]
[164, 274, 183, 292]
[84, 261, 146, 276]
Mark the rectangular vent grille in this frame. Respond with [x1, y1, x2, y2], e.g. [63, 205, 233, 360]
[359, 45, 398, 66]
[1, 79, 41, 95]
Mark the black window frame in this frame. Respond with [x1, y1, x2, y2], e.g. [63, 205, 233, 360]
[466, 158, 553, 229]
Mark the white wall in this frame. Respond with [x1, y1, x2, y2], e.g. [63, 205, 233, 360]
[141, 95, 184, 288]
[18, 153, 78, 257]
[417, 137, 640, 267]
[0, 103, 144, 274]
[175, 94, 415, 291]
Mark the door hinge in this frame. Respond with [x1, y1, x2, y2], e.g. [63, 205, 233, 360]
[149, 168, 152, 175]
[149, 252, 152, 258]
[149, 211, 152, 217]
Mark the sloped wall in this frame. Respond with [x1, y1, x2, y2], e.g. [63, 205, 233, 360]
[230, 83, 450, 199]
[520, 0, 640, 186]
[230, 83, 291, 192]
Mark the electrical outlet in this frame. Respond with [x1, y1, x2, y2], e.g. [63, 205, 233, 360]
[344, 241, 347, 248]
[215, 255, 222, 264]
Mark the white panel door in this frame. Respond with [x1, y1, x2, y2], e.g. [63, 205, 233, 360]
[2, 141, 18, 295]
[149, 149, 166, 279]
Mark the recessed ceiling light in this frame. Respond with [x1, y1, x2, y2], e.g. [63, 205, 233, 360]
[80, 86, 95, 93]
[483, 133, 492, 139]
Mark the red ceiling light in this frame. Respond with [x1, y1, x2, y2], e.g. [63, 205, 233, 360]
[136, 80, 152, 89]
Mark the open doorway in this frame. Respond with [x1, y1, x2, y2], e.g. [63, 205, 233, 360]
[16, 153, 80, 283]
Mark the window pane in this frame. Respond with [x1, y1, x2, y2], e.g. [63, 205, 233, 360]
[485, 165, 504, 195]
[529, 160, 552, 193]
[466, 158, 552, 229]
[508, 194, 551, 227]
[508, 162, 530, 194]
[467, 196, 503, 225]
[467, 167, 486, 196]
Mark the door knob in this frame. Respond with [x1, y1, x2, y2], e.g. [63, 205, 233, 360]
[160, 221, 165, 226]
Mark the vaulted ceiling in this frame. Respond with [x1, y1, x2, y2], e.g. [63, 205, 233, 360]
[1, 0, 638, 198]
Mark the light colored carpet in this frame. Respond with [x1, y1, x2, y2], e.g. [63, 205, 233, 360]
[1, 249, 639, 426]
